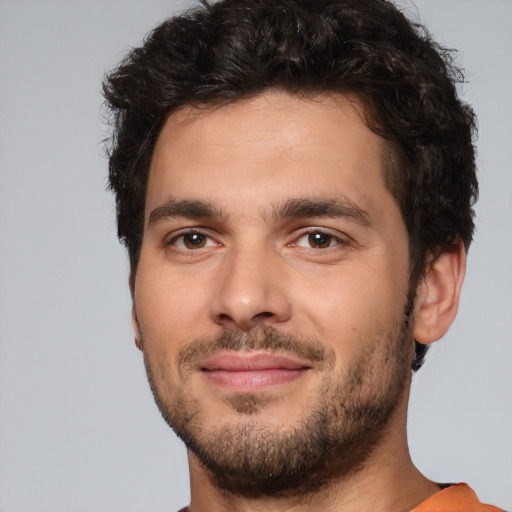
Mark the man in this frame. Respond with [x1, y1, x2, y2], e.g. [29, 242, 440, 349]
[103, 0, 503, 510]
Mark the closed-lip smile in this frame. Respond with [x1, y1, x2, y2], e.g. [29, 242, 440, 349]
[200, 351, 312, 392]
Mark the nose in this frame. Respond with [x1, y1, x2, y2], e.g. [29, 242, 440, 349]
[210, 246, 292, 331]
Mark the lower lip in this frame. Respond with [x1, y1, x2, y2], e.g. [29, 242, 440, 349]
[203, 368, 307, 392]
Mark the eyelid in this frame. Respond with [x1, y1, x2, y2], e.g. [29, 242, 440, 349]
[165, 228, 220, 250]
[289, 227, 351, 249]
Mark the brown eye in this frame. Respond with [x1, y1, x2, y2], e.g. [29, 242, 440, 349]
[307, 232, 333, 248]
[292, 230, 342, 250]
[182, 233, 207, 249]
[168, 231, 219, 252]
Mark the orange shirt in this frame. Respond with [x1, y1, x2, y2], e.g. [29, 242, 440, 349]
[411, 483, 504, 512]
[177, 483, 504, 512]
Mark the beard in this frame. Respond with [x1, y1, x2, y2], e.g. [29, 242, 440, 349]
[142, 301, 414, 498]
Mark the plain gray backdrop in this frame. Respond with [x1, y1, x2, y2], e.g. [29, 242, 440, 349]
[0, 1, 511, 511]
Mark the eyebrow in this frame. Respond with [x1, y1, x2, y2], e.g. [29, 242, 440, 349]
[147, 196, 371, 229]
[148, 198, 223, 228]
[273, 198, 371, 227]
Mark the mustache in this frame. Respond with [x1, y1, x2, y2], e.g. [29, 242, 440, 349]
[177, 327, 331, 369]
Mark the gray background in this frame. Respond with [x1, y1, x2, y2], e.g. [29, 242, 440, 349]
[0, 0, 510, 510]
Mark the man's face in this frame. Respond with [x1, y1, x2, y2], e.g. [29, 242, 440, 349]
[133, 92, 415, 496]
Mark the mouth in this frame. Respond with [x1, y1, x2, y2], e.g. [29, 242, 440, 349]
[200, 351, 312, 392]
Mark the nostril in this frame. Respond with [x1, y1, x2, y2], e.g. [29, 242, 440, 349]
[219, 311, 272, 321]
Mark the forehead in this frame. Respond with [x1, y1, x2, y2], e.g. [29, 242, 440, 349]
[146, 91, 391, 219]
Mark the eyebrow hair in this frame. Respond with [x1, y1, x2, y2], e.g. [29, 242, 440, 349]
[147, 196, 371, 229]
[272, 198, 371, 227]
[148, 198, 223, 227]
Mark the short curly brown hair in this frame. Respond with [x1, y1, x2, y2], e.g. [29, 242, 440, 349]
[103, 0, 478, 371]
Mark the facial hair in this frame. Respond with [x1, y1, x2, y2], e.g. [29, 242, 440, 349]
[142, 305, 414, 498]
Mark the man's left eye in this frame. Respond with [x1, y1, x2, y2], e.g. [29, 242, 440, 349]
[294, 231, 341, 249]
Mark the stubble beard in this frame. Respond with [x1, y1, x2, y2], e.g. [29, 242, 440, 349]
[143, 305, 414, 498]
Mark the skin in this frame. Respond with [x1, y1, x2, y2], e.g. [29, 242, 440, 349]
[132, 91, 465, 512]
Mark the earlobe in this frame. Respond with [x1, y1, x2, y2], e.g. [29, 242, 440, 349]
[132, 304, 143, 351]
[413, 242, 466, 345]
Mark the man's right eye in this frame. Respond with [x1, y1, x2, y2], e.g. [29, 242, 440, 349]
[170, 232, 217, 250]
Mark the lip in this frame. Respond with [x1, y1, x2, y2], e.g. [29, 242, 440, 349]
[200, 352, 311, 392]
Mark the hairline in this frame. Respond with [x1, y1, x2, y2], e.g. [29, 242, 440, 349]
[131, 88, 417, 282]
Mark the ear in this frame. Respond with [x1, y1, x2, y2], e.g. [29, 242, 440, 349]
[132, 304, 143, 351]
[413, 242, 466, 345]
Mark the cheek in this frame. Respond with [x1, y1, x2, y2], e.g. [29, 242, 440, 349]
[134, 265, 211, 351]
[292, 263, 408, 360]
[296, 266, 403, 326]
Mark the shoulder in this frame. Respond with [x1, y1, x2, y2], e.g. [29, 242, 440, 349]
[411, 483, 505, 512]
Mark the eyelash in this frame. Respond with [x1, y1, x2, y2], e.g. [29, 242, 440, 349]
[166, 228, 348, 252]
[289, 229, 348, 250]
[166, 230, 219, 251]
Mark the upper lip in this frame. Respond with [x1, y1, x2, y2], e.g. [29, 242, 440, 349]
[200, 351, 311, 371]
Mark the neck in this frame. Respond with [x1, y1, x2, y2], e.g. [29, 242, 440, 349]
[187, 388, 439, 512]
